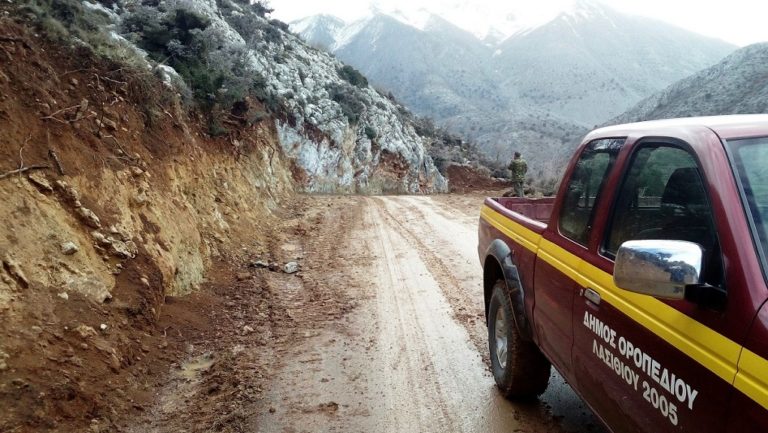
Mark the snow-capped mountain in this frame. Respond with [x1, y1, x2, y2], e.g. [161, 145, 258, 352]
[289, 14, 345, 50]
[363, 0, 564, 43]
[331, 13, 500, 116]
[292, 0, 735, 179]
[495, 0, 735, 125]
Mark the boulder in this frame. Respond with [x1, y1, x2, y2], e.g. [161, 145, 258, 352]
[101, 117, 118, 131]
[283, 261, 299, 274]
[27, 172, 53, 192]
[61, 241, 79, 255]
[91, 231, 112, 246]
[54, 180, 81, 203]
[110, 239, 138, 259]
[76, 207, 101, 229]
[75, 324, 97, 339]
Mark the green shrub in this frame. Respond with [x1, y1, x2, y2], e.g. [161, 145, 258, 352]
[261, 23, 282, 43]
[251, 73, 269, 99]
[535, 177, 560, 196]
[269, 18, 290, 33]
[364, 126, 377, 140]
[20, 0, 112, 41]
[327, 84, 365, 124]
[413, 116, 438, 138]
[248, 111, 269, 125]
[177, 63, 224, 109]
[40, 16, 69, 40]
[251, 1, 274, 17]
[125, 8, 210, 54]
[124, 6, 272, 134]
[338, 65, 368, 88]
[207, 118, 229, 137]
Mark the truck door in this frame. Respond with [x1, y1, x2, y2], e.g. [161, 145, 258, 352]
[724, 135, 768, 431]
[727, 302, 768, 431]
[572, 141, 747, 432]
[534, 138, 623, 378]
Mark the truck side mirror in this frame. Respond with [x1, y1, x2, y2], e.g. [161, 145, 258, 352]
[613, 240, 704, 300]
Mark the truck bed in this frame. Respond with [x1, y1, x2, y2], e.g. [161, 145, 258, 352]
[492, 197, 555, 224]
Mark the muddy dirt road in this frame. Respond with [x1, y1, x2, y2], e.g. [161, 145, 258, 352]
[251, 195, 605, 433]
[127, 194, 605, 433]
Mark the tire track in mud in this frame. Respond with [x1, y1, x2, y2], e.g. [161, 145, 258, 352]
[365, 198, 460, 432]
[250, 195, 602, 433]
[372, 196, 605, 433]
[412, 195, 481, 226]
[254, 196, 495, 433]
[363, 197, 531, 433]
[371, 196, 489, 363]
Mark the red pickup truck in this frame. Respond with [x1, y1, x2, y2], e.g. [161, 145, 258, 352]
[478, 115, 768, 432]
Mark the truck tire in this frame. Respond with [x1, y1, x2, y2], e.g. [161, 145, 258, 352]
[488, 280, 551, 399]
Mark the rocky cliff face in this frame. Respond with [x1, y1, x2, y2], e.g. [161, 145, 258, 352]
[117, 0, 446, 193]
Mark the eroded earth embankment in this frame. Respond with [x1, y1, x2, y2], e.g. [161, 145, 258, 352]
[0, 18, 294, 431]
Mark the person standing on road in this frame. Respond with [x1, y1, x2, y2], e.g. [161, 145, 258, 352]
[508, 152, 528, 197]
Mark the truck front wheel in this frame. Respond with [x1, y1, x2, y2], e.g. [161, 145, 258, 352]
[488, 280, 551, 399]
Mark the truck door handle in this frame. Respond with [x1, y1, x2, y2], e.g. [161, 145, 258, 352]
[584, 288, 601, 306]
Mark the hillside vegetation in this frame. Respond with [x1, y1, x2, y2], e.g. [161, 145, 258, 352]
[613, 43, 768, 123]
[17, 0, 450, 194]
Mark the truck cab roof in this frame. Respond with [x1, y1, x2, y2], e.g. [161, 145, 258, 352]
[589, 114, 768, 142]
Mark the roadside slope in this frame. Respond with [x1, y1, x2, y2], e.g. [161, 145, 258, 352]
[0, 17, 295, 431]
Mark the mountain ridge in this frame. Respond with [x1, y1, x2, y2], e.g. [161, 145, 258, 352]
[293, 3, 735, 179]
[612, 43, 768, 124]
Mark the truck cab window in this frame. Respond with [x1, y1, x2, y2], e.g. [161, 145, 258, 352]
[727, 137, 768, 279]
[559, 138, 624, 245]
[605, 145, 724, 287]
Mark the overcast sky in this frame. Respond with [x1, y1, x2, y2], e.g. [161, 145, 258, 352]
[270, 0, 768, 46]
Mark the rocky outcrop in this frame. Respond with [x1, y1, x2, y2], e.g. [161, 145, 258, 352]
[112, 0, 447, 193]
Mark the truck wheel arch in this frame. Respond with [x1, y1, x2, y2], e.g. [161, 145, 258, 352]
[483, 239, 533, 341]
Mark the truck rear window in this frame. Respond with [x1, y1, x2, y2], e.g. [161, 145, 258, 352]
[726, 136, 768, 272]
[559, 138, 624, 245]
